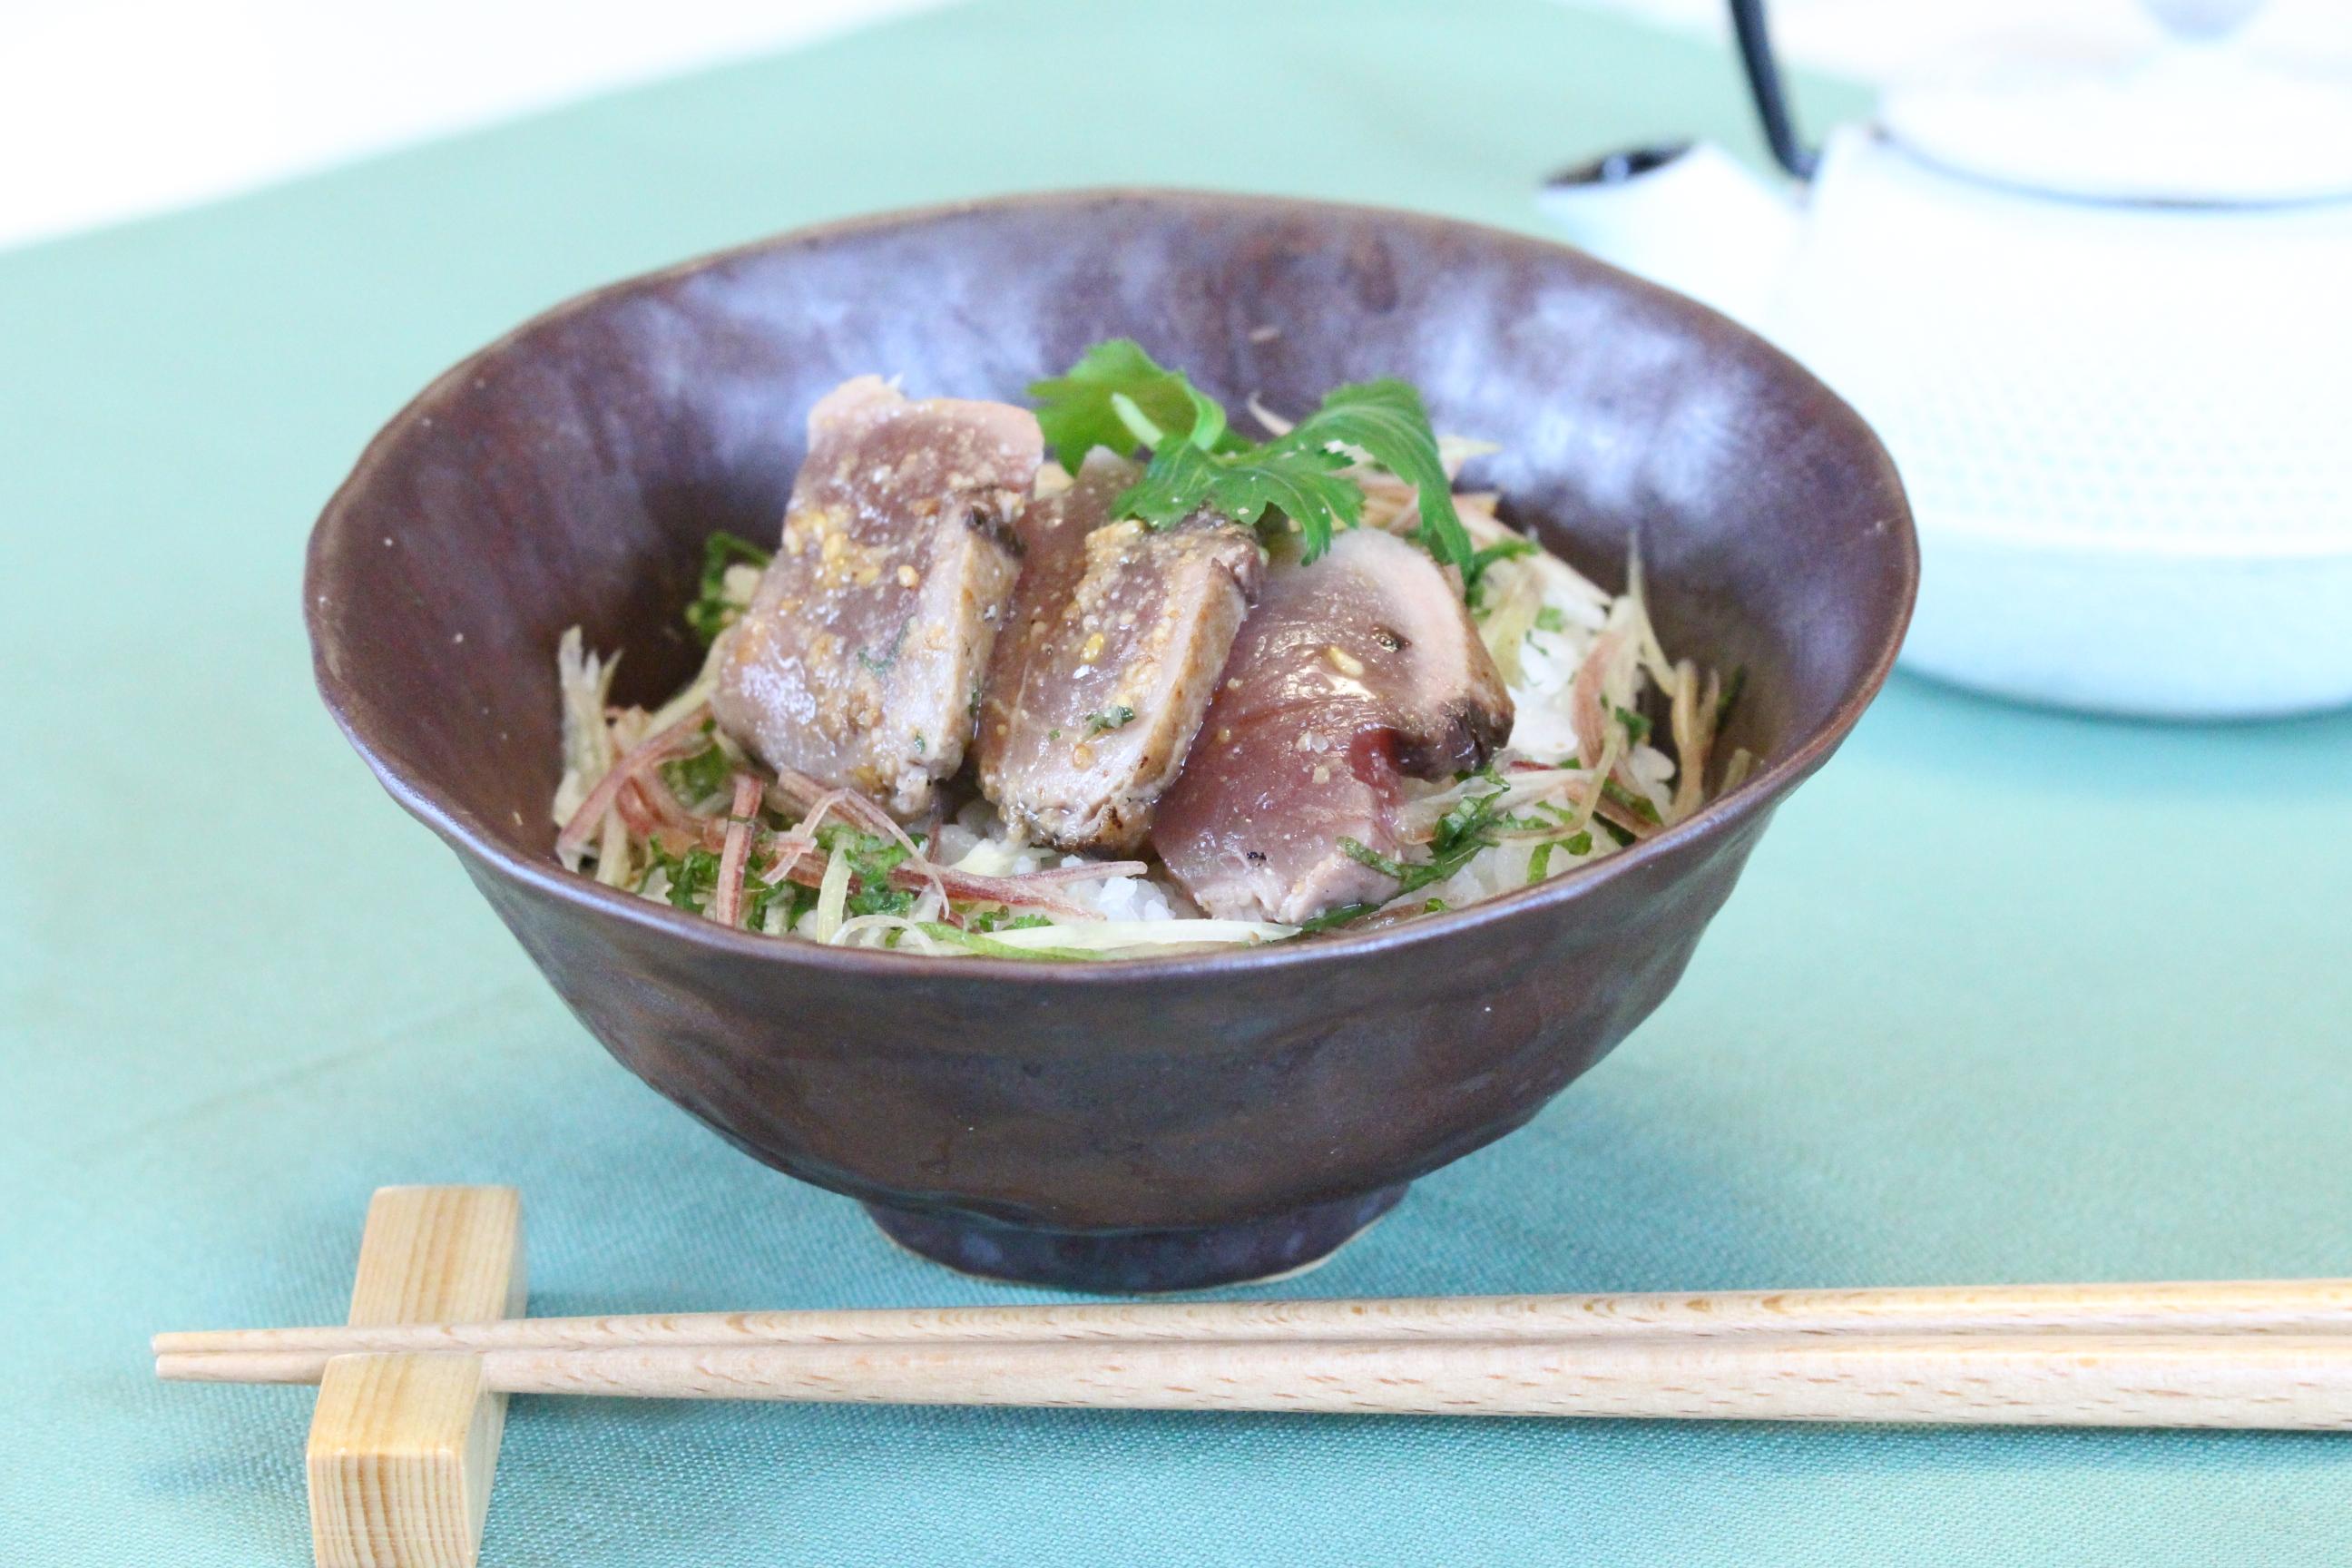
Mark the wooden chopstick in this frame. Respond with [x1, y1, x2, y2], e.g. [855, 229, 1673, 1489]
[152, 1278, 2352, 1380]
[157, 1333, 2352, 1427]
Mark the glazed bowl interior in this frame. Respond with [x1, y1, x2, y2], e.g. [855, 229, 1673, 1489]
[311, 190, 1910, 949]
[305, 191, 1913, 1289]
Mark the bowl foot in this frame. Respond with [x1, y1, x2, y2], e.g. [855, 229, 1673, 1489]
[862, 1184, 1408, 1294]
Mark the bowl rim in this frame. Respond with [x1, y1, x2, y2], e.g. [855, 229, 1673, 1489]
[307, 185, 1917, 985]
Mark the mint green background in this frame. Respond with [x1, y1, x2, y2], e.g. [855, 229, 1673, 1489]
[4, 2, 2347, 1562]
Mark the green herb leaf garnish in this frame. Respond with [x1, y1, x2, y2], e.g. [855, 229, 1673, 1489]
[1328, 766, 1527, 911]
[1028, 339, 1247, 474]
[660, 727, 733, 808]
[741, 870, 808, 933]
[1717, 664, 1749, 729]
[1338, 822, 1486, 899]
[1083, 704, 1136, 736]
[1465, 538, 1536, 607]
[814, 824, 916, 917]
[1612, 703, 1652, 746]
[855, 619, 908, 676]
[968, 907, 1055, 934]
[1294, 901, 1381, 935]
[1524, 829, 1594, 886]
[919, 921, 1098, 962]
[1031, 345, 1477, 587]
[1338, 838, 1418, 883]
[1432, 772, 1514, 857]
[1112, 434, 1363, 564]
[639, 842, 723, 911]
[1600, 778, 1661, 826]
[685, 531, 772, 645]
[1269, 379, 1475, 581]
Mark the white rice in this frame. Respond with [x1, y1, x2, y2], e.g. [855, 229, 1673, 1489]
[935, 797, 1191, 923]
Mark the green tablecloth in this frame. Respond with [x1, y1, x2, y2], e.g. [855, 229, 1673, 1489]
[5, 2, 2347, 1561]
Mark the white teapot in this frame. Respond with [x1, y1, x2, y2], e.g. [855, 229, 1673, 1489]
[1543, 0, 2352, 719]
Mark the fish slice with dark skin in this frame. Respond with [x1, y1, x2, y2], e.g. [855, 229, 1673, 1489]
[712, 377, 1042, 818]
[976, 451, 1265, 853]
[1152, 527, 1514, 925]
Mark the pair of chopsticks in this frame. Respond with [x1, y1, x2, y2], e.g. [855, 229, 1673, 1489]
[154, 1279, 2352, 1427]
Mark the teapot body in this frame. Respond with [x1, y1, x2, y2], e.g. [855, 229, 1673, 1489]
[1548, 127, 2352, 717]
[1779, 132, 2352, 716]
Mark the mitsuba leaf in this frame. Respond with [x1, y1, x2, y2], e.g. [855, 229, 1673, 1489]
[1028, 339, 1244, 473]
[1035, 346, 1479, 590]
[1277, 380, 1474, 580]
[1112, 439, 1364, 563]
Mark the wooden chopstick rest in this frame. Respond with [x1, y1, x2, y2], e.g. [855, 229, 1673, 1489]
[302, 1185, 524, 1568]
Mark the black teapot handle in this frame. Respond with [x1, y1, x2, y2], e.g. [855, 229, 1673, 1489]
[1730, 0, 1818, 179]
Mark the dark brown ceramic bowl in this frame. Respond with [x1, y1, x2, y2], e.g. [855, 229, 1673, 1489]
[307, 190, 1915, 1292]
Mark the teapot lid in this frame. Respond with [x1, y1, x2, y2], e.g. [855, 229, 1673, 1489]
[1879, 41, 2352, 206]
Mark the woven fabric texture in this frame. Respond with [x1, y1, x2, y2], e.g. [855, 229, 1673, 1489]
[4, 2, 2348, 1562]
